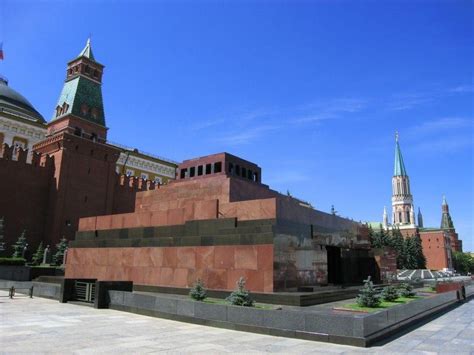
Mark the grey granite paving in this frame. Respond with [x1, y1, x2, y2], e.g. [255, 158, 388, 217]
[0, 290, 473, 354]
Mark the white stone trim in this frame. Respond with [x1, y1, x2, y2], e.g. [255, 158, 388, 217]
[117, 152, 176, 178]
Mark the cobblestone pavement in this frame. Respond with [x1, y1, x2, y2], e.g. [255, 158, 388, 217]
[0, 291, 472, 354]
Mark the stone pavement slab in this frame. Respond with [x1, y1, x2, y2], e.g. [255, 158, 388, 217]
[0, 290, 473, 354]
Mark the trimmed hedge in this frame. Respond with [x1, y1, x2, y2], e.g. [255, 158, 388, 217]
[0, 257, 26, 266]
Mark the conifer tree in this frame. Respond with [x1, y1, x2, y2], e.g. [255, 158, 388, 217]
[32, 242, 45, 266]
[391, 228, 406, 269]
[413, 235, 426, 269]
[189, 279, 207, 301]
[53, 237, 68, 265]
[12, 229, 27, 259]
[381, 285, 399, 302]
[356, 276, 381, 307]
[226, 277, 254, 307]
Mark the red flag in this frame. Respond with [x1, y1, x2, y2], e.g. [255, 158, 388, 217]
[0, 42, 3, 60]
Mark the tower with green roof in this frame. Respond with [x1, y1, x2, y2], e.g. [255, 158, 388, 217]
[440, 196, 454, 230]
[390, 132, 416, 228]
[48, 38, 107, 141]
[33, 39, 121, 246]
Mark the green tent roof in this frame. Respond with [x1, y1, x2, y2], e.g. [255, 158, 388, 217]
[394, 138, 407, 176]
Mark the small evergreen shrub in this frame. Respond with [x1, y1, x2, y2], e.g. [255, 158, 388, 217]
[0, 257, 26, 266]
[53, 237, 68, 266]
[381, 285, 399, 302]
[189, 279, 207, 301]
[12, 230, 27, 258]
[31, 242, 45, 266]
[226, 277, 254, 307]
[356, 276, 381, 308]
[399, 283, 416, 297]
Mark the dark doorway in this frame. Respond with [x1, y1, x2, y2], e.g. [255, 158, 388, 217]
[327, 246, 342, 284]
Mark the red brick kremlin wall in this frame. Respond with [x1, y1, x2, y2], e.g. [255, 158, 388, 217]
[0, 144, 54, 252]
[420, 230, 452, 270]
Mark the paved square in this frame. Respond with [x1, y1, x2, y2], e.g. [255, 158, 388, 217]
[0, 291, 473, 354]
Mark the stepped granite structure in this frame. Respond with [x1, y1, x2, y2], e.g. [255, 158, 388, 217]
[67, 153, 377, 292]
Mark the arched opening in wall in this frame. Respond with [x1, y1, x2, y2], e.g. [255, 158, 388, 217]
[398, 212, 402, 224]
[406, 211, 410, 223]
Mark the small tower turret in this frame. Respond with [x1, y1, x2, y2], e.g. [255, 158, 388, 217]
[441, 195, 454, 230]
[417, 207, 424, 228]
[382, 206, 388, 229]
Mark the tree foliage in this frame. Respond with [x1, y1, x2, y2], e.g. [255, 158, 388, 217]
[53, 237, 68, 266]
[226, 277, 254, 307]
[452, 252, 474, 274]
[369, 226, 426, 269]
[189, 279, 207, 301]
[12, 229, 27, 259]
[381, 285, 399, 302]
[32, 242, 45, 266]
[356, 276, 381, 308]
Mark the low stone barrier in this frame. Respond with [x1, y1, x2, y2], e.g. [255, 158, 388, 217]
[0, 280, 61, 300]
[108, 286, 474, 347]
[0, 266, 64, 281]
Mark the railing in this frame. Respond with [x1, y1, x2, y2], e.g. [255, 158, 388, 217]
[0, 286, 33, 299]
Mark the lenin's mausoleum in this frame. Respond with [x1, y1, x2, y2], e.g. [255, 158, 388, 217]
[67, 153, 375, 292]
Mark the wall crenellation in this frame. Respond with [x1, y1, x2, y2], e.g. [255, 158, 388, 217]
[0, 143, 54, 169]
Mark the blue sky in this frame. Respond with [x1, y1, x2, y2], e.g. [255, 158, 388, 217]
[1, 1, 473, 251]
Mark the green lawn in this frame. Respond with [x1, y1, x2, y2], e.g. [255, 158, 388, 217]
[202, 297, 274, 309]
[338, 296, 423, 313]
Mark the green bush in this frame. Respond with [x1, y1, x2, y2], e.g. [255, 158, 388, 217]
[31, 242, 45, 266]
[189, 279, 207, 301]
[0, 257, 26, 266]
[398, 283, 416, 297]
[226, 277, 254, 307]
[381, 285, 399, 302]
[356, 276, 381, 308]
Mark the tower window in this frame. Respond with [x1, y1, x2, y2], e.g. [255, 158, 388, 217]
[197, 165, 203, 176]
[93, 70, 99, 78]
[74, 127, 82, 137]
[189, 167, 195, 177]
[180, 168, 187, 179]
[242, 167, 247, 178]
[228, 163, 234, 174]
[205, 164, 212, 175]
[214, 162, 222, 173]
[85, 65, 91, 74]
[235, 165, 241, 176]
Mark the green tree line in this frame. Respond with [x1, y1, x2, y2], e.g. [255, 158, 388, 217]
[369, 225, 426, 270]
